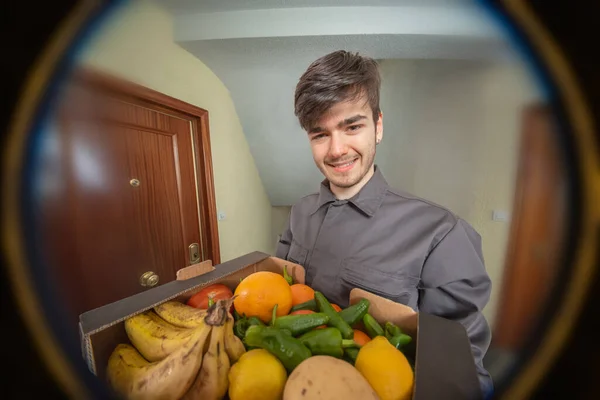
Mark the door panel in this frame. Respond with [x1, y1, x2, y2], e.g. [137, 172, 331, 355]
[37, 78, 206, 320]
[126, 128, 186, 283]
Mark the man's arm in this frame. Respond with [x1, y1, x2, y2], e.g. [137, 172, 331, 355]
[418, 218, 493, 396]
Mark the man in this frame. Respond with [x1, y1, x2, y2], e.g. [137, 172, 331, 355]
[275, 50, 493, 395]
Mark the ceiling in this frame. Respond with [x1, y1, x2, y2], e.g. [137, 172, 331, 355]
[160, 0, 472, 14]
[156, 0, 520, 205]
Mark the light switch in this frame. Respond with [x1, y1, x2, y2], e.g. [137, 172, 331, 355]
[217, 211, 226, 221]
[492, 210, 509, 222]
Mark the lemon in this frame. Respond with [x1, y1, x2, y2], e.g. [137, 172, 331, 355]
[228, 349, 287, 400]
[355, 336, 414, 400]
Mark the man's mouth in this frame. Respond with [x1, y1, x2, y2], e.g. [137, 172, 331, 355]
[327, 158, 358, 172]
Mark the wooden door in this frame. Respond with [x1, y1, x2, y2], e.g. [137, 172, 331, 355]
[36, 69, 220, 320]
[492, 103, 567, 350]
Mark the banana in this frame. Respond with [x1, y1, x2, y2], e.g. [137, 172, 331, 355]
[224, 312, 246, 363]
[182, 299, 233, 400]
[124, 310, 195, 362]
[154, 301, 207, 329]
[107, 322, 211, 400]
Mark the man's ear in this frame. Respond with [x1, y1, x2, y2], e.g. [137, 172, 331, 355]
[376, 111, 384, 144]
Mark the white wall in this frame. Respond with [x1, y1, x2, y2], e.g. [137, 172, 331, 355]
[271, 206, 292, 254]
[77, 0, 273, 262]
[378, 59, 541, 326]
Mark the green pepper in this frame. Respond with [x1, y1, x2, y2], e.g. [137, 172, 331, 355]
[314, 292, 354, 339]
[338, 299, 370, 326]
[297, 327, 358, 358]
[248, 316, 264, 327]
[363, 313, 385, 338]
[234, 317, 248, 340]
[283, 265, 293, 285]
[384, 321, 402, 339]
[290, 299, 317, 313]
[244, 325, 312, 372]
[234, 315, 264, 340]
[389, 333, 412, 349]
[273, 312, 330, 336]
[343, 347, 360, 364]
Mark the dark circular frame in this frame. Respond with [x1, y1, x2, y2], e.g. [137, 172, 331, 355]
[2, 1, 598, 399]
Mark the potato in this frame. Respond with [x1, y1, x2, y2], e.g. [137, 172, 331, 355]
[283, 356, 380, 400]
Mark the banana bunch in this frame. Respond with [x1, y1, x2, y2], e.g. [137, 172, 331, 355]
[106, 298, 246, 400]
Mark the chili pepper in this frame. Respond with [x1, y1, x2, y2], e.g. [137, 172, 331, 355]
[389, 333, 412, 349]
[363, 313, 385, 338]
[338, 299, 370, 326]
[273, 312, 330, 336]
[344, 347, 360, 364]
[270, 304, 279, 326]
[314, 292, 354, 339]
[244, 325, 312, 372]
[384, 321, 402, 339]
[297, 327, 358, 358]
[283, 265, 293, 285]
[290, 299, 317, 313]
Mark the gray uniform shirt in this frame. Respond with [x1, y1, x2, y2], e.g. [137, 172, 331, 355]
[276, 166, 493, 394]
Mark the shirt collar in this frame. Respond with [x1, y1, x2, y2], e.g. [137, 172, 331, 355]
[311, 165, 389, 217]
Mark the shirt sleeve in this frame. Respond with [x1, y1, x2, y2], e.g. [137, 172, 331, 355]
[275, 213, 293, 259]
[418, 218, 494, 396]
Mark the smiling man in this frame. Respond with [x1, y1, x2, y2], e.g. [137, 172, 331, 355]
[276, 50, 493, 396]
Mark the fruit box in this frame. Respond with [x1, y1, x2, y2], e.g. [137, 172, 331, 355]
[79, 251, 482, 400]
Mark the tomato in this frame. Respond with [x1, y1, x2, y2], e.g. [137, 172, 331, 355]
[187, 284, 233, 309]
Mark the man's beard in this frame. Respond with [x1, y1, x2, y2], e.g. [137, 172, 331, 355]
[321, 140, 376, 189]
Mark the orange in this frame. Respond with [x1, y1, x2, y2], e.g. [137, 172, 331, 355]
[332, 304, 342, 312]
[234, 271, 293, 323]
[289, 310, 314, 316]
[353, 329, 372, 346]
[290, 284, 315, 306]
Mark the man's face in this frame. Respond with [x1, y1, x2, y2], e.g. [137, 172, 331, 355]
[307, 96, 383, 191]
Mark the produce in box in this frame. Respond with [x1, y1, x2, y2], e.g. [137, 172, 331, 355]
[105, 268, 415, 400]
[233, 271, 293, 323]
[186, 283, 233, 310]
[284, 355, 379, 399]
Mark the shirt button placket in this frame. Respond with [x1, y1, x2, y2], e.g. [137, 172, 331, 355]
[307, 201, 346, 290]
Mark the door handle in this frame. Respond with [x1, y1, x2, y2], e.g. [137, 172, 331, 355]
[189, 243, 200, 264]
[140, 271, 159, 287]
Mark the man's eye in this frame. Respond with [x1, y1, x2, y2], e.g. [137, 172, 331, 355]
[311, 134, 326, 141]
[347, 125, 362, 131]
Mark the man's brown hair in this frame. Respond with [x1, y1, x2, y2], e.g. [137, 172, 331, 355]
[294, 50, 381, 131]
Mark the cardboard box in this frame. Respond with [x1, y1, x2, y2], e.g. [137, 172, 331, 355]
[79, 251, 482, 400]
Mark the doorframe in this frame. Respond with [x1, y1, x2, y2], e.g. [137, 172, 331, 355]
[492, 103, 564, 349]
[70, 67, 221, 265]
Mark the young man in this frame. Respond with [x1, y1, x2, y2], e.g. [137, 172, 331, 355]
[276, 50, 493, 395]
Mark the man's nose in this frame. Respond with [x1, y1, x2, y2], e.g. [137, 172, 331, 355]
[328, 134, 348, 159]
